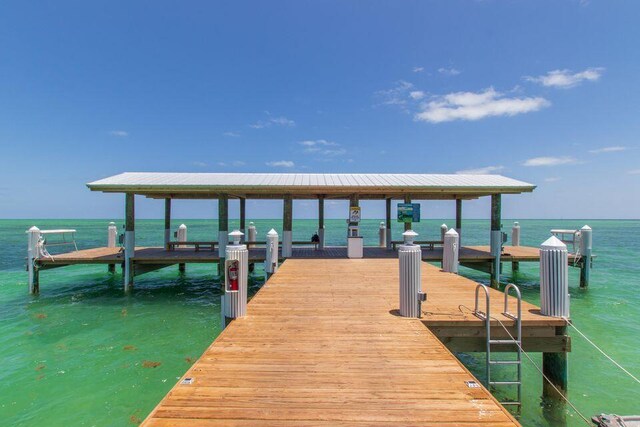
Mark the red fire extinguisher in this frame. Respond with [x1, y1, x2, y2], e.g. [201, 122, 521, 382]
[228, 260, 239, 291]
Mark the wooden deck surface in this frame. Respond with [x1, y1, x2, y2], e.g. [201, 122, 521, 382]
[141, 259, 521, 426]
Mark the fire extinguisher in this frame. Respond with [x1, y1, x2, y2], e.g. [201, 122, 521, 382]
[228, 260, 239, 291]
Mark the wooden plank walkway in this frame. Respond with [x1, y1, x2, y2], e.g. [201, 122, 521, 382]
[141, 259, 521, 426]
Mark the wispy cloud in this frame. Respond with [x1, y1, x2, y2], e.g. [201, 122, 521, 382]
[438, 67, 461, 76]
[375, 80, 414, 108]
[217, 161, 246, 167]
[223, 131, 240, 137]
[192, 161, 207, 167]
[523, 156, 577, 167]
[525, 67, 604, 89]
[409, 91, 425, 100]
[266, 160, 295, 168]
[456, 165, 504, 175]
[545, 177, 561, 182]
[415, 88, 549, 123]
[412, 66, 424, 73]
[299, 139, 346, 156]
[589, 146, 626, 154]
[250, 113, 295, 129]
[110, 130, 128, 137]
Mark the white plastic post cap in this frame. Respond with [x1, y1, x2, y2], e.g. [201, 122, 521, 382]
[229, 229, 244, 244]
[540, 235, 567, 250]
[445, 228, 459, 236]
[441, 223, 448, 228]
[267, 228, 278, 237]
[514, 222, 519, 226]
[27, 226, 40, 233]
[380, 222, 385, 226]
[249, 222, 255, 226]
[403, 229, 418, 244]
[109, 221, 116, 226]
[179, 224, 187, 229]
[581, 225, 592, 231]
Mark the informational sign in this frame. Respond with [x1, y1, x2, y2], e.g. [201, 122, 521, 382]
[349, 206, 361, 223]
[397, 203, 421, 223]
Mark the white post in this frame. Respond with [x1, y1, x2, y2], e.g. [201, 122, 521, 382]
[443, 228, 459, 273]
[398, 230, 422, 318]
[378, 222, 386, 247]
[224, 230, 248, 327]
[318, 227, 325, 250]
[440, 223, 448, 242]
[540, 236, 569, 317]
[247, 222, 257, 242]
[265, 228, 279, 278]
[107, 222, 117, 248]
[27, 226, 41, 294]
[579, 225, 592, 288]
[512, 222, 521, 246]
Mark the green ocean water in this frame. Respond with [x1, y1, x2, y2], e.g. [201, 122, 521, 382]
[1, 218, 638, 426]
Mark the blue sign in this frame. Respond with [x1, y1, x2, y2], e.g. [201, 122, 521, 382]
[397, 203, 420, 223]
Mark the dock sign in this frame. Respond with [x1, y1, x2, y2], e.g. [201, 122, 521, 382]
[349, 206, 361, 223]
[397, 203, 420, 223]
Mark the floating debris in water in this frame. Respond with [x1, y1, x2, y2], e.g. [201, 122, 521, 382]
[121, 308, 128, 317]
[142, 360, 161, 368]
[123, 345, 137, 351]
[35, 364, 45, 371]
[35, 313, 47, 319]
[185, 357, 195, 363]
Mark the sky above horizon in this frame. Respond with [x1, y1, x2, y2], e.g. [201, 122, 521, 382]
[1, 1, 639, 221]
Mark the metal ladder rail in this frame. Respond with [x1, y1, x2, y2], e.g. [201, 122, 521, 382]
[473, 283, 523, 408]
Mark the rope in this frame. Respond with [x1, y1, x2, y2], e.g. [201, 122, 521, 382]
[458, 304, 591, 425]
[564, 317, 640, 386]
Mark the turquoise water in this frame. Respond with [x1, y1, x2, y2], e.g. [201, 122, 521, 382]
[1, 219, 639, 426]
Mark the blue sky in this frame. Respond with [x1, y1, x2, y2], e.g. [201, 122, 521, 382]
[1, 1, 639, 220]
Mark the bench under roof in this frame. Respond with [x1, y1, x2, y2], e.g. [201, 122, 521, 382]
[87, 172, 536, 199]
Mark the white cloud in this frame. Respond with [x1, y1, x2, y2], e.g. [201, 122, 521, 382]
[375, 80, 414, 107]
[456, 165, 504, 175]
[438, 67, 460, 76]
[415, 88, 550, 123]
[223, 131, 240, 137]
[628, 169, 640, 175]
[110, 130, 128, 137]
[217, 160, 246, 167]
[409, 91, 425, 100]
[299, 139, 346, 156]
[545, 177, 561, 182]
[192, 161, 207, 167]
[266, 160, 295, 168]
[525, 67, 604, 88]
[412, 67, 424, 73]
[588, 146, 626, 154]
[523, 156, 577, 167]
[250, 113, 295, 129]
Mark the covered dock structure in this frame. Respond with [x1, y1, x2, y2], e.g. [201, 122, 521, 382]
[84, 172, 537, 291]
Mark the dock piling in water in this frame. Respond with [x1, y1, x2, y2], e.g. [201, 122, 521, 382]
[27, 226, 41, 294]
[490, 194, 502, 288]
[123, 193, 135, 292]
[107, 222, 117, 273]
[579, 225, 593, 288]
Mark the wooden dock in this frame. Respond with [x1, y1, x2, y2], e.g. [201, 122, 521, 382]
[141, 259, 568, 426]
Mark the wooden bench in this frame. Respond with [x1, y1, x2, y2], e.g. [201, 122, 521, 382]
[246, 240, 319, 250]
[167, 241, 217, 251]
[391, 240, 443, 250]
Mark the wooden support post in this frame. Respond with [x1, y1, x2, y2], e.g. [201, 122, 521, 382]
[239, 197, 246, 236]
[164, 198, 171, 250]
[542, 327, 569, 404]
[490, 194, 502, 288]
[404, 195, 411, 231]
[124, 193, 135, 292]
[318, 195, 325, 250]
[386, 198, 392, 249]
[455, 199, 462, 244]
[283, 195, 293, 257]
[218, 195, 229, 276]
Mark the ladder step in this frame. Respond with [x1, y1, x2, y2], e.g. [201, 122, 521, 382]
[489, 360, 521, 365]
[489, 380, 521, 385]
[489, 339, 520, 345]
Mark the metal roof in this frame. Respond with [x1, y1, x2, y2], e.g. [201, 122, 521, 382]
[87, 172, 535, 199]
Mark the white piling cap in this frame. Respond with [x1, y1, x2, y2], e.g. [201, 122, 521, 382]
[249, 222, 255, 226]
[402, 229, 418, 244]
[445, 228, 458, 236]
[541, 235, 567, 250]
[179, 224, 187, 229]
[581, 224, 592, 231]
[441, 223, 448, 229]
[27, 226, 40, 233]
[229, 229, 244, 244]
[380, 222, 385, 227]
[108, 221, 116, 227]
[267, 228, 278, 237]
[514, 222, 519, 226]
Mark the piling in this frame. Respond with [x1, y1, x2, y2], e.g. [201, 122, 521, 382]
[177, 224, 187, 272]
[579, 225, 592, 288]
[440, 223, 448, 242]
[512, 222, 521, 272]
[379, 222, 386, 247]
[539, 235, 569, 402]
[318, 196, 325, 250]
[283, 195, 293, 258]
[164, 198, 171, 250]
[107, 222, 117, 273]
[124, 193, 135, 292]
[223, 230, 248, 327]
[265, 229, 279, 279]
[26, 226, 41, 294]
[247, 222, 257, 243]
[442, 228, 459, 273]
[398, 230, 422, 318]
[218, 195, 229, 276]
[489, 194, 502, 288]
[385, 198, 392, 249]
